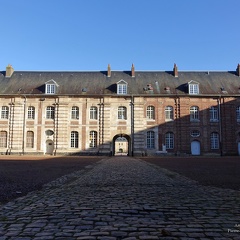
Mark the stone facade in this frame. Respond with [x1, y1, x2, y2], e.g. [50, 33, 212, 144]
[0, 64, 240, 156]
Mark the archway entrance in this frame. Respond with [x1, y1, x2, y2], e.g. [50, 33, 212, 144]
[113, 134, 131, 156]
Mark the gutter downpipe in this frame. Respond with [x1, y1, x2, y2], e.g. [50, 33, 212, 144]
[131, 95, 134, 156]
[217, 96, 223, 156]
[22, 95, 27, 155]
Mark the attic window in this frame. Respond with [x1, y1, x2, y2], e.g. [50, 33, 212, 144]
[45, 79, 59, 94]
[117, 80, 127, 94]
[188, 81, 199, 95]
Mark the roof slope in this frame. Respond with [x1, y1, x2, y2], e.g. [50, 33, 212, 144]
[0, 70, 240, 96]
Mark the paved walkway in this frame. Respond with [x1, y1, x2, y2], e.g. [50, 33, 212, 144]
[0, 157, 240, 240]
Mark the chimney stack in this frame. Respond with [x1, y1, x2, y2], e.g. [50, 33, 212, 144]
[236, 64, 240, 76]
[131, 63, 135, 77]
[173, 63, 178, 77]
[107, 64, 111, 77]
[6, 64, 14, 77]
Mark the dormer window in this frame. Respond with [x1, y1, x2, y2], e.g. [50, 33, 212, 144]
[188, 80, 199, 95]
[117, 80, 127, 94]
[45, 79, 59, 94]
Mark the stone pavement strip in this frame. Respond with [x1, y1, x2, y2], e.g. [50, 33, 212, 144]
[0, 156, 240, 240]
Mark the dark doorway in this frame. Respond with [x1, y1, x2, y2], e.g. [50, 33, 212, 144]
[112, 134, 131, 156]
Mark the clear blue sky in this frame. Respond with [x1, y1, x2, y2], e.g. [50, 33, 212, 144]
[1, 0, 240, 71]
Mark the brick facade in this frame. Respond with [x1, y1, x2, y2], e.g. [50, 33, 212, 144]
[0, 64, 240, 156]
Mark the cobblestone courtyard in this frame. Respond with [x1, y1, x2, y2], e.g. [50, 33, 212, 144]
[0, 157, 239, 239]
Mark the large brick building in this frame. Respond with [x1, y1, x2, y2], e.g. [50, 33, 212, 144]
[1, 63, 240, 156]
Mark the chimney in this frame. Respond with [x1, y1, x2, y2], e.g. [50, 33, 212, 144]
[131, 63, 135, 77]
[107, 64, 111, 77]
[6, 64, 14, 77]
[236, 64, 240, 76]
[173, 63, 178, 77]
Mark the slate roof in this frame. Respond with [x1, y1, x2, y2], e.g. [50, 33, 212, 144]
[0, 69, 240, 96]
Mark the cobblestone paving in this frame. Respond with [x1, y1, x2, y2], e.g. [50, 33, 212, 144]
[0, 157, 240, 240]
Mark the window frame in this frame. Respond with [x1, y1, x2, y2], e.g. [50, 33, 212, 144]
[210, 132, 219, 149]
[188, 81, 199, 95]
[165, 132, 174, 149]
[146, 131, 155, 149]
[70, 131, 79, 148]
[89, 131, 97, 148]
[27, 106, 35, 119]
[190, 106, 199, 121]
[146, 106, 155, 120]
[71, 106, 79, 120]
[118, 106, 127, 120]
[0, 131, 7, 148]
[46, 84, 56, 94]
[117, 80, 128, 94]
[90, 106, 98, 120]
[165, 106, 174, 121]
[1, 106, 9, 119]
[210, 106, 219, 122]
[46, 106, 55, 119]
[26, 131, 34, 148]
[236, 106, 240, 122]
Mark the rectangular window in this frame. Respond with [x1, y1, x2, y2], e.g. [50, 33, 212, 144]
[165, 106, 174, 121]
[147, 106, 155, 120]
[210, 106, 219, 122]
[71, 131, 79, 148]
[1, 106, 9, 119]
[46, 106, 55, 119]
[165, 132, 174, 149]
[28, 106, 35, 119]
[0, 131, 7, 148]
[189, 84, 199, 94]
[190, 106, 199, 121]
[90, 107, 98, 120]
[71, 107, 79, 119]
[211, 132, 219, 149]
[118, 106, 127, 120]
[117, 84, 127, 94]
[26, 131, 34, 148]
[46, 84, 55, 94]
[89, 131, 97, 148]
[147, 131, 155, 149]
[236, 106, 240, 122]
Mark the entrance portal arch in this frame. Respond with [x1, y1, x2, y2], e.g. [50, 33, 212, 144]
[112, 134, 131, 156]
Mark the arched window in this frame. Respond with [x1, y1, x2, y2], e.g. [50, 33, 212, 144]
[71, 106, 79, 119]
[190, 106, 199, 121]
[90, 106, 98, 120]
[165, 132, 174, 149]
[146, 106, 155, 120]
[27, 106, 35, 119]
[26, 131, 34, 148]
[0, 131, 7, 148]
[71, 131, 79, 148]
[1, 106, 9, 119]
[118, 106, 127, 120]
[146, 131, 155, 149]
[165, 106, 173, 121]
[236, 106, 240, 122]
[210, 132, 219, 149]
[46, 106, 55, 119]
[89, 131, 97, 148]
[210, 106, 218, 122]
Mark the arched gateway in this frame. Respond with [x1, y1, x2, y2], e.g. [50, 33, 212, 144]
[112, 134, 131, 156]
